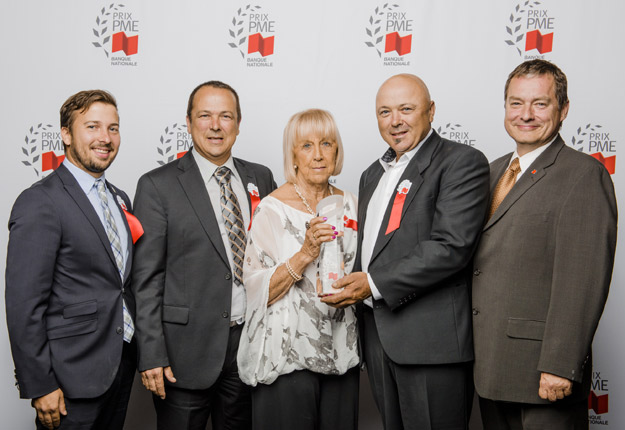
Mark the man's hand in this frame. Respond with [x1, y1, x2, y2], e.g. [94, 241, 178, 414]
[321, 272, 371, 308]
[141, 366, 176, 399]
[32, 388, 67, 429]
[538, 372, 573, 402]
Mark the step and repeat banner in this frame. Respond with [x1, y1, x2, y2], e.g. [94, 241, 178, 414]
[0, 1, 622, 428]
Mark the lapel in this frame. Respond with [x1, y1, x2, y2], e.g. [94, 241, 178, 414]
[369, 131, 441, 265]
[177, 150, 230, 267]
[56, 165, 121, 282]
[107, 182, 133, 282]
[484, 136, 564, 231]
[233, 157, 254, 211]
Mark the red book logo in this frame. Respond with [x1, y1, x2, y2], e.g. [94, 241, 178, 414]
[177, 151, 187, 159]
[590, 152, 616, 175]
[112, 31, 139, 56]
[588, 391, 608, 414]
[385, 32, 412, 56]
[248, 33, 274, 57]
[42, 152, 65, 172]
[525, 30, 553, 54]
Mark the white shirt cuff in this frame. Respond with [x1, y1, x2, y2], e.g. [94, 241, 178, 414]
[367, 272, 383, 300]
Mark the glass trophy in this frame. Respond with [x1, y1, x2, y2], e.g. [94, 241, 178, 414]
[316, 195, 344, 296]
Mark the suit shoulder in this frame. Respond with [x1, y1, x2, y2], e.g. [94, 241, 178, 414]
[233, 157, 273, 176]
[437, 137, 489, 166]
[138, 158, 183, 183]
[559, 144, 608, 171]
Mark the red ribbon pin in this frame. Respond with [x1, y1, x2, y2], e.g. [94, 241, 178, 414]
[385, 179, 412, 235]
[247, 183, 261, 230]
[343, 215, 358, 231]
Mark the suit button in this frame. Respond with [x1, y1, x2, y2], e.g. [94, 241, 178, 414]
[473, 269, 481, 276]
[222, 311, 229, 319]
[472, 308, 479, 315]
[121, 287, 125, 294]
[116, 327, 123, 335]
[225, 273, 232, 280]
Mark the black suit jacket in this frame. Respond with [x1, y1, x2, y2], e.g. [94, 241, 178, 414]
[356, 131, 490, 364]
[131, 149, 276, 389]
[5, 164, 134, 399]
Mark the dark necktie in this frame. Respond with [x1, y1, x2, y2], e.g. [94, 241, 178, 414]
[214, 166, 246, 285]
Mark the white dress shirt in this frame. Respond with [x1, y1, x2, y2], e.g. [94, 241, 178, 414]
[193, 152, 250, 324]
[508, 136, 556, 183]
[362, 129, 432, 306]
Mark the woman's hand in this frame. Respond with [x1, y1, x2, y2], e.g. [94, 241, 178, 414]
[301, 216, 337, 260]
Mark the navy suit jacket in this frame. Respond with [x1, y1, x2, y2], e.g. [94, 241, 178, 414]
[5, 163, 135, 399]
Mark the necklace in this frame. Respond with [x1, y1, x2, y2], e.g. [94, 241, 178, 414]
[292, 183, 333, 215]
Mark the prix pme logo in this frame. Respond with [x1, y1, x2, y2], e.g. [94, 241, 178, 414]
[570, 124, 616, 175]
[157, 123, 192, 166]
[21, 123, 65, 177]
[228, 5, 275, 68]
[92, 4, 140, 66]
[589, 371, 609, 426]
[365, 3, 413, 66]
[505, 1, 556, 59]
[436, 123, 478, 148]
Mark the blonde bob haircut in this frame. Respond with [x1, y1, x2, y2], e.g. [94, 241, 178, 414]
[283, 109, 344, 183]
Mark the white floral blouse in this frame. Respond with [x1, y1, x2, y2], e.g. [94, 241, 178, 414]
[237, 192, 359, 386]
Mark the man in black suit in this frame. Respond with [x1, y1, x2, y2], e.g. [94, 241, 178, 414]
[132, 81, 276, 430]
[324, 74, 490, 429]
[6, 90, 138, 429]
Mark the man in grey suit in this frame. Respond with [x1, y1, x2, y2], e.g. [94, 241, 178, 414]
[6, 90, 137, 429]
[472, 60, 617, 429]
[323, 74, 490, 429]
[132, 80, 276, 430]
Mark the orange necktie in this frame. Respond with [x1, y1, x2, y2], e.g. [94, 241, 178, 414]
[489, 157, 520, 218]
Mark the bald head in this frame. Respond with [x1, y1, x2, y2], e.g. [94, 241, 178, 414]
[375, 73, 435, 160]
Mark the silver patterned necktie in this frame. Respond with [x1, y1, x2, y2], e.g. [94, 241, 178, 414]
[95, 178, 134, 342]
[214, 166, 246, 286]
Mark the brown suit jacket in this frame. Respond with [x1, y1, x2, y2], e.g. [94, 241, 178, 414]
[472, 136, 617, 404]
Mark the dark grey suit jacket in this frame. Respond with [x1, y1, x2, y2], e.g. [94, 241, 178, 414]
[472, 136, 617, 404]
[131, 149, 276, 389]
[356, 131, 490, 364]
[5, 164, 134, 400]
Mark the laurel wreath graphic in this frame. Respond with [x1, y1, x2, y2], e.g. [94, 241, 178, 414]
[571, 124, 603, 152]
[228, 5, 261, 58]
[436, 123, 462, 137]
[92, 3, 126, 58]
[158, 123, 188, 166]
[22, 123, 54, 177]
[505, 0, 541, 56]
[365, 3, 399, 58]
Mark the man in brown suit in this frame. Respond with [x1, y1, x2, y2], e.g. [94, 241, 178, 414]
[472, 59, 617, 429]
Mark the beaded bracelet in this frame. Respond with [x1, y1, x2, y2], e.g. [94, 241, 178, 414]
[285, 258, 303, 282]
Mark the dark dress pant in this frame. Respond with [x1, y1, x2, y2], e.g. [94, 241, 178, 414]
[479, 396, 589, 430]
[251, 366, 359, 430]
[153, 324, 252, 430]
[362, 307, 472, 430]
[35, 340, 136, 430]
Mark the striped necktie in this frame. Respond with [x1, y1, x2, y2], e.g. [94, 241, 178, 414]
[214, 166, 246, 286]
[95, 179, 134, 342]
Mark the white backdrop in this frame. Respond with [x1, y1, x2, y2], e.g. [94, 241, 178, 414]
[1, 1, 622, 428]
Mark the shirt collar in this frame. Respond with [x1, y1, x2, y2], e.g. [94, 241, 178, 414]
[509, 134, 558, 173]
[378, 128, 433, 171]
[62, 158, 104, 195]
[192, 150, 240, 184]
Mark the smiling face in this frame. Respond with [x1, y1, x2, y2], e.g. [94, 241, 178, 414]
[61, 102, 120, 178]
[293, 133, 338, 187]
[186, 86, 240, 165]
[376, 74, 435, 160]
[504, 74, 569, 156]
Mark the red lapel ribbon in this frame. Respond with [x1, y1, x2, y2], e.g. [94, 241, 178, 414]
[385, 179, 412, 235]
[122, 209, 144, 244]
[247, 183, 261, 231]
[343, 215, 358, 231]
